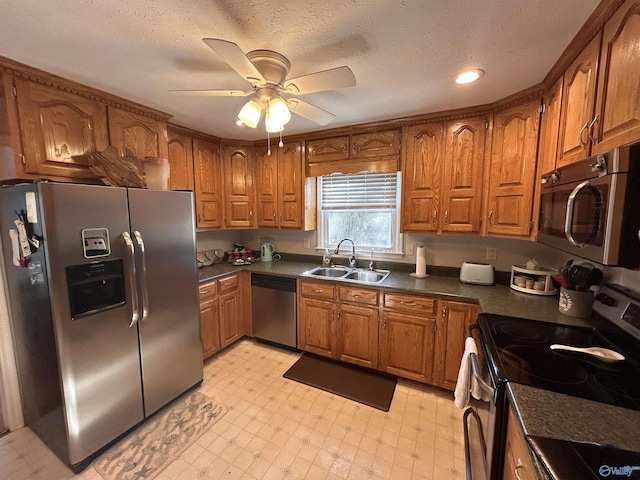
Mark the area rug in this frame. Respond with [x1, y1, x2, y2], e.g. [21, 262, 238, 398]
[94, 391, 226, 480]
[283, 353, 397, 411]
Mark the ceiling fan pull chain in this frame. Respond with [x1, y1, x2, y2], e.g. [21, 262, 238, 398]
[279, 129, 284, 148]
[267, 130, 272, 156]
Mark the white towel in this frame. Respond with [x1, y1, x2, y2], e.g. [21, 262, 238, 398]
[454, 337, 489, 409]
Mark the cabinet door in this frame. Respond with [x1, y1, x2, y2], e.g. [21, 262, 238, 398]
[379, 310, 436, 383]
[193, 138, 223, 228]
[442, 117, 486, 233]
[351, 130, 400, 158]
[307, 136, 349, 162]
[223, 144, 254, 228]
[433, 301, 479, 390]
[278, 141, 304, 228]
[336, 304, 379, 369]
[557, 33, 601, 166]
[486, 100, 540, 237]
[593, 1, 640, 153]
[107, 107, 169, 159]
[537, 77, 564, 175]
[402, 122, 444, 232]
[255, 145, 278, 228]
[200, 298, 220, 359]
[167, 128, 194, 191]
[503, 408, 538, 480]
[219, 289, 242, 348]
[298, 297, 336, 358]
[14, 77, 108, 180]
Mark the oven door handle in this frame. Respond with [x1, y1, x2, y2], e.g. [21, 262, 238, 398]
[564, 180, 591, 247]
[467, 323, 495, 397]
[464, 407, 488, 480]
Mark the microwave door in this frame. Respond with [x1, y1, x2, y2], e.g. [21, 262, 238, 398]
[565, 180, 606, 248]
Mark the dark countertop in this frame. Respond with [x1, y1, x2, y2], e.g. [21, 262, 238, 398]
[198, 259, 589, 327]
[507, 383, 640, 479]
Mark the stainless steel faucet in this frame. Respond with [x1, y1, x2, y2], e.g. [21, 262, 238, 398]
[334, 238, 356, 268]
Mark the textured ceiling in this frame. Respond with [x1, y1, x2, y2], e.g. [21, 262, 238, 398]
[1, 0, 600, 141]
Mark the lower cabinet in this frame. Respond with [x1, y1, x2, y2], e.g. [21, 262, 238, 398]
[503, 407, 538, 480]
[198, 274, 244, 360]
[297, 279, 478, 389]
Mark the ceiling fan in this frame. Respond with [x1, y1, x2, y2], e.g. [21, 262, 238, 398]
[170, 38, 356, 134]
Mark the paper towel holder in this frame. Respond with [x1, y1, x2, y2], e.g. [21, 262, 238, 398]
[411, 245, 429, 278]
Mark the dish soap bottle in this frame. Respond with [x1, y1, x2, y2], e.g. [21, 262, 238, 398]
[322, 249, 332, 267]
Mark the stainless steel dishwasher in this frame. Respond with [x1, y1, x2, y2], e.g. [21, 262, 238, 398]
[251, 273, 297, 348]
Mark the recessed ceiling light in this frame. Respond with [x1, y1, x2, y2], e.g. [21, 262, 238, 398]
[455, 69, 485, 84]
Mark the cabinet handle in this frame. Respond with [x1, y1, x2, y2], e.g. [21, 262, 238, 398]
[488, 211, 493, 226]
[197, 212, 202, 223]
[588, 115, 598, 144]
[223, 282, 233, 287]
[250, 210, 253, 221]
[200, 289, 210, 295]
[514, 462, 525, 480]
[353, 294, 360, 298]
[312, 289, 324, 293]
[400, 301, 416, 306]
[383, 316, 387, 329]
[433, 211, 437, 226]
[578, 120, 590, 149]
[444, 210, 449, 225]
[442, 306, 447, 318]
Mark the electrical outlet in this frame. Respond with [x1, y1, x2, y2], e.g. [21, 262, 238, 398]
[486, 247, 498, 261]
[406, 243, 414, 255]
[303, 238, 310, 249]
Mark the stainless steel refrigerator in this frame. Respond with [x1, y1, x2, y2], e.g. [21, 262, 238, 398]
[0, 182, 203, 471]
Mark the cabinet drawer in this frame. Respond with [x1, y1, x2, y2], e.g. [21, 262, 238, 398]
[338, 286, 379, 306]
[299, 280, 336, 300]
[217, 275, 239, 294]
[199, 281, 217, 300]
[383, 292, 437, 316]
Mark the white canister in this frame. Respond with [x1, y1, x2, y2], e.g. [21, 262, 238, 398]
[143, 157, 170, 190]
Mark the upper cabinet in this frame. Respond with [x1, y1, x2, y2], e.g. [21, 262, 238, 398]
[537, 77, 564, 176]
[193, 137, 223, 229]
[167, 126, 195, 191]
[307, 129, 400, 177]
[12, 76, 108, 181]
[107, 107, 169, 160]
[592, 0, 640, 153]
[557, 33, 601, 167]
[402, 116, 487, 234]
[222, 143, 255, 229]
[255, 141, 316, 230]
[485, 99, 541, 237]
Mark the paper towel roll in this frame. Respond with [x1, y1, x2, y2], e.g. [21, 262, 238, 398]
[416, 245, 427, 277]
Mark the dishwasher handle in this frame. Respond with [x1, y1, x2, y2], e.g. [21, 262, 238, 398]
[251, 273, 297, 292]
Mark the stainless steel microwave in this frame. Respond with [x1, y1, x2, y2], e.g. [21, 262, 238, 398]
[537, 145, 640, 268]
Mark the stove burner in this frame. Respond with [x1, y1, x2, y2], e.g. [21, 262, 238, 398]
[493, 322, 549, 344]
[501, 345, 588, 384]
[594, 373, 640, 401]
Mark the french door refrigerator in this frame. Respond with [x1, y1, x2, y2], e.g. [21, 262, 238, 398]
[0, 182, 203, 472]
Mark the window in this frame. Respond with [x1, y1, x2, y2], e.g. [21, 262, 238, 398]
[317, 171, 402, 254]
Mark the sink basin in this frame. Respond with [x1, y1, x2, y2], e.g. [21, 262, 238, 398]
[301, 266, 390, 284]
[344, 270, 389, 283]
[306, 267, 350, 277]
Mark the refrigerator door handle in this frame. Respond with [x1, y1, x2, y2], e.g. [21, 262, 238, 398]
[133, 231, 149, 323]
[122, 232, 140, 327]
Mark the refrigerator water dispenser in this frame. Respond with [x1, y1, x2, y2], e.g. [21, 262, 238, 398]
[66, 260, 125, 319]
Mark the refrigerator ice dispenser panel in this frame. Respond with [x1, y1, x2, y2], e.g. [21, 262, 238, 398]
[66, 260, 125, 319]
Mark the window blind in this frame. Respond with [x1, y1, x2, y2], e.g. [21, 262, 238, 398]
[321, 172, 398, 210]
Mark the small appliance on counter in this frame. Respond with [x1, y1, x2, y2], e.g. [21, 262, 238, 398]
[261, 242, 276, 261]
[459, 261, 494, 285]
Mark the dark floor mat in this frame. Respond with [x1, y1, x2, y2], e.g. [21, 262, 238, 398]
[283, 353, 397, 411]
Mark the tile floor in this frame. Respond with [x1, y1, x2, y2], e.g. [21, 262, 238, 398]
[0, 339, 466, 480]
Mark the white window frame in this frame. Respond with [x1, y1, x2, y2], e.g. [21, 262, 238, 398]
[317, 171, 403, 256]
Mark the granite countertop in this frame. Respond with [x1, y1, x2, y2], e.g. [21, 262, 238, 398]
[197, 258, 589, 326]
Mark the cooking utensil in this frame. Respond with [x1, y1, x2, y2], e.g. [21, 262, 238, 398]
[550, 344, 625, 362]
[566, 263, 594, 290]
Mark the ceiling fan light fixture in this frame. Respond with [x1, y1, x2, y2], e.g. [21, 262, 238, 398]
[455, 69, 485, 84]
[237, 98, 263, 128]
[265, 96, 291, 133]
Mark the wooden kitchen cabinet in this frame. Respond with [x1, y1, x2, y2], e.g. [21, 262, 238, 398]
[379, 292, 437, 383]
[193, 137, 223, 228]
[556, 33, 601, 167]
[433, 300, 479, 390]
[199, 281, 220, 359]
[298, 280, 338, 358]
[218, 274, 243, 348]
[592, 0, 640, 153]
[166, 126, 195, 191]
[222, 143, 255, 228]
[107, 106, 169, 160]
[503, 407, 538, 480]
[307, 136, 349, 163]
[402, 122, 444, 232]
[351, 130, 400, 158]
[255, 141, 315, 230]
[537, 77, 563, 175]
[12, 76, 108, 181]
[485, 99, 540, 237]
[336, 286, 379, 369]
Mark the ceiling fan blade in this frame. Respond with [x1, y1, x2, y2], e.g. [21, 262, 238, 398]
[286, 98, 336, 126]
[168, 89, 252, 97]
[283, 66, 356, 95]
[203, 38, 266, 85]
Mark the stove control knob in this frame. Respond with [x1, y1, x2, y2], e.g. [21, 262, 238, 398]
[595, 293, 617, 307]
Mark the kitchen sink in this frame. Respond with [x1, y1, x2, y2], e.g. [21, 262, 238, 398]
[301, 266, 390, 284]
